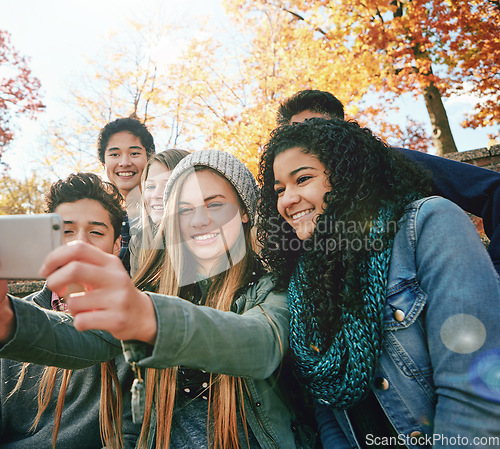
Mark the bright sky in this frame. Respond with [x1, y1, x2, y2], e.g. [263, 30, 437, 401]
[1, 0, 227, 178]
[1, 0, 498, 179]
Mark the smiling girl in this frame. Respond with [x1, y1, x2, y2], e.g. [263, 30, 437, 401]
[257, 118, 500, 448]
[130, 149, 189, 275]
[0, 150, 311, 449]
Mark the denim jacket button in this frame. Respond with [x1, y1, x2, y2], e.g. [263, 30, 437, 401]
[256, 401, 262, 407]
[374, 377, 389, 390]
[393, 309, 405, 322]
[410, 431, 422, 438]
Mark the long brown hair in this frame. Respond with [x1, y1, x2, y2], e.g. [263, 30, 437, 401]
[135, 149, 190, 273]
[132, 167, 256, 449]
[10, 361, 122, 449]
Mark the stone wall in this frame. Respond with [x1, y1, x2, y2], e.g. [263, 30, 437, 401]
[443, 143, 500, 172]
[8, 280, 45, 298]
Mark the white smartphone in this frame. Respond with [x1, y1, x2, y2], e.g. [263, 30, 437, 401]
[0, 213, 64, 280]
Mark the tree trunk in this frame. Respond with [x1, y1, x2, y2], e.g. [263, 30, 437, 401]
[421, 81, 458, 156]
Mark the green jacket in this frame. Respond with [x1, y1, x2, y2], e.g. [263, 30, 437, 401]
[0, 286, 140, 448]
[2, 275, 313, 448]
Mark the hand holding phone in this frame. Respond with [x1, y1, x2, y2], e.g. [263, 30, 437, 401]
[0, 279, 15, 343]
[41, 241, 157, 344]
[0, 214, 63, 280]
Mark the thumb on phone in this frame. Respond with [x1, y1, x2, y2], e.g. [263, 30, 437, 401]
[0, 280, 16, 343]
[0, 279, 7, 299]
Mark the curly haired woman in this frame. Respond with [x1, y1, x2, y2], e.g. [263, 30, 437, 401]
[257, 118, 500, 449]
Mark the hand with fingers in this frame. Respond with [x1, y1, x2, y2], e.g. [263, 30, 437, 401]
[41, 240, 157, 344]
[0, 279, 15, 343]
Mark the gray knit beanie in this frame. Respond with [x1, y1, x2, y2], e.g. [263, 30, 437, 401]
[164, 150, 258, 225]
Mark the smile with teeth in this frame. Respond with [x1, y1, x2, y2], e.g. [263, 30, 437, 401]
[291, 208, 314, 220]
[117, 171, 135, 178]
[193, 232, 219, 241]
[151, 205, 163, 210]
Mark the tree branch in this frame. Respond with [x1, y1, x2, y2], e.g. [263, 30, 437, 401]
[487, 0, 499, 9]
[281, 8, 328, 37]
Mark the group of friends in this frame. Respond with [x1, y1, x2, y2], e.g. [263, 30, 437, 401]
[0, 90, 499, 449]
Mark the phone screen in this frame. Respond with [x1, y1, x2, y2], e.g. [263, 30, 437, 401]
[0, 214, 63, 280]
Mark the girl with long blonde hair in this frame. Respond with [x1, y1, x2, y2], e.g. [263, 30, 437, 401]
[0, 151, 311, 448]
[129, 148, 189, 275]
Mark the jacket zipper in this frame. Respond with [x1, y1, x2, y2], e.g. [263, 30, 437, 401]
[243, 380, 279, 449]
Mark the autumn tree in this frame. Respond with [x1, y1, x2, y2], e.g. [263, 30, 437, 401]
[36, 4, 460, 179]
[455, 1, 500, 134]
[223, 0, 500, 156]
[169, 32, 282, 173]
[37, 122, 103, 179]
[169, 7, 369, 173]
[0, 30, 44, 170]
[36, 7, 436, 178]
[169, 2, 433, 172]
[41, 14, 297, 177]
[0, 173, 51, 215]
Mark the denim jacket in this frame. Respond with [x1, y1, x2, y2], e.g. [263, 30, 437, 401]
[316, 196, 500, 449]
[1, 275, 312, 449]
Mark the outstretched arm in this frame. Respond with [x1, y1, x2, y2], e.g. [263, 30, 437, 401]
[0, 279, 122, 368]
[42, 241, 290, 378]
[415, 197, 500, 443]
[398, 148, 500, 274]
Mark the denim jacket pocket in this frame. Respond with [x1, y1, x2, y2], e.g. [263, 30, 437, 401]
[384, 278, 426, 331]
[382, 279, 435, 401]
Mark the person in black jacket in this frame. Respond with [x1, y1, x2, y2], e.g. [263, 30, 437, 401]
[277, 89, 500, 275]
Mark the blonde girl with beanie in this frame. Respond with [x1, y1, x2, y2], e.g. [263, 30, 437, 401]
[0, 150, 313, 448]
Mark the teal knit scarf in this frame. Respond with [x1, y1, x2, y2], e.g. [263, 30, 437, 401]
[288, 206, 395, 409]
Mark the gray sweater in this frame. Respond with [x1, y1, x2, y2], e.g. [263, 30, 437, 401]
[0, 286, 141, 448]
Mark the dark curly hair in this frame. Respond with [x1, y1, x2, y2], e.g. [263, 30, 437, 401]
[257, 118, 432, 343]
[276, 90, 345, 125]
[97, 117, 155, 164]
[45, 172, 125, 240]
